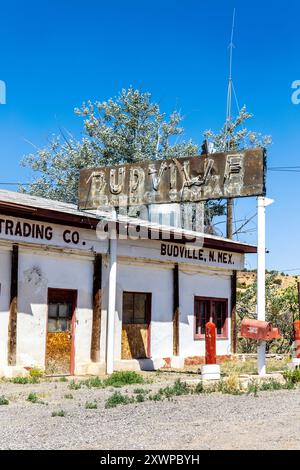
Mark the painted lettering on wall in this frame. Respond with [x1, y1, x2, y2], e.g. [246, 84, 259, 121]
[0, 218, 82, 246]
[160, 243, 234, 265]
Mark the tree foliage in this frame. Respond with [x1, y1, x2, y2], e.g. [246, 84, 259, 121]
[20, 88, 198, 204]
[203, 105, 272, 234]
[204, 105, 272, 152]
[237, 273, 298, 354]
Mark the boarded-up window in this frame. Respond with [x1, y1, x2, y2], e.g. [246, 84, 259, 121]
[194, 297, 228, 339]
[123, 292, 150, 324]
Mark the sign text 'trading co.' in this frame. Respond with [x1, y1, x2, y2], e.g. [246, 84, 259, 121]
[0, 218, 82, 245]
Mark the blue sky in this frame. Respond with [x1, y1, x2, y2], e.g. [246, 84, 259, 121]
[0, 0, 299, 272]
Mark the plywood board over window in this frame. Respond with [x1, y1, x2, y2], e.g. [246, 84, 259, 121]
[121, 292, 151, 360]
[45, 289, 77, 375]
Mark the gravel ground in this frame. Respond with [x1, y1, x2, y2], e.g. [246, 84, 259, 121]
[0, 373, 300, 450]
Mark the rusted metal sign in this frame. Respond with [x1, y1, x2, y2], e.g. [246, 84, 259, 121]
[79, 148, 266, 209]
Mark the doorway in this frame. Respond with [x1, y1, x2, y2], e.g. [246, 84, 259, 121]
[121, 292, 151, 360]
[45, 289, 77, 375]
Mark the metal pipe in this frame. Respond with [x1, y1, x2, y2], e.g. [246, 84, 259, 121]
[257, 196, 274, 376]
[257, 196, 266, 375]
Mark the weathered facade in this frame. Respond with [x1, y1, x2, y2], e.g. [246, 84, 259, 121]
[0, 190, 256, 377]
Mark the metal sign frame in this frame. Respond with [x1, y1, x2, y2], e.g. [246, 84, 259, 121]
[79, 148, 266, 209]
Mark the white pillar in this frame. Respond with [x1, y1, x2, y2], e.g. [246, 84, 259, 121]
[106, 230, 117, 375]
[257, 196, 274, 376]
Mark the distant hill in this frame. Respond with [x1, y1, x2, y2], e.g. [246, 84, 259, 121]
[237, 271, 299, 290]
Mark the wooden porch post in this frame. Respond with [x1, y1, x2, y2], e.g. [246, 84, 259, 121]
[173, 263, 180, 356]
[8, 244, 19, 366]
[231, 271, 237, 354]
[91, 253, 102, 362]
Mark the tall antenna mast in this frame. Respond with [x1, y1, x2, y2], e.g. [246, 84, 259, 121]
[225, 8, 236, 149]
[226, 8, 236, 239]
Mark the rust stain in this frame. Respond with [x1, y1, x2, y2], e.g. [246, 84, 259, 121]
[121, 324, 148, 360]
[79, 148, 266, 209]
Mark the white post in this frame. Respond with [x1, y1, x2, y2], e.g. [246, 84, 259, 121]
[257, 196, 274, 376]
[106, 215, 117, 375]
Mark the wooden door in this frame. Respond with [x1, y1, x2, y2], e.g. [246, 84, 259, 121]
[121, 292, 151, 360]
[45, 289, 77, 375]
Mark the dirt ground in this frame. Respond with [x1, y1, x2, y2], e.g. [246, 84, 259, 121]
[0, 366, 299, 450]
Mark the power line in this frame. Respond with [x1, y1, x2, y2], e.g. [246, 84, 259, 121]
[0, 182, 31, 186]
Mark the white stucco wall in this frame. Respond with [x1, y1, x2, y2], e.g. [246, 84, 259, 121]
[0, 233, 236, 374]
[113, 260, 233, 362]
[179, 267, 232, 357]
[0, 247, 11, 365]
[16, 248, 94, 369]
[115, 261, 174, 360]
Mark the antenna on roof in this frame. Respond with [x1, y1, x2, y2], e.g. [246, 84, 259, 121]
[225, 7, 236, 150]
[225, 8, 237, 240]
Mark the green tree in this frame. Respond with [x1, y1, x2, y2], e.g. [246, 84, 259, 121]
[237, 273, 298, 354]
[20, 87, 198, 204]
[203, 105, 272, 234]
[204, 105, 272, 152]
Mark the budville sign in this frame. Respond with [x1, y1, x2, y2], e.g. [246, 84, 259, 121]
[79, 148, 266, 209]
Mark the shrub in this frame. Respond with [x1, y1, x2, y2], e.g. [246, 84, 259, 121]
[68, 380, 81, 390]
[59, 376, 68, 383]
[0, 396, 9, 405]
[82, 377, 103, 389]
[247, 379, 259, 396]
[10, 375, 41, 384]
[259, 379, 287, 391]
[133, 388, 149, 394]
[194, 382, 204, 394]
[135, 394, 145, 403]
[283, 369, 300, 384]
[104, 371, 144, 388]
[148, 392, 163, 401]
[27, 392, 39, 403]
[29, 368, 44, 379]
[51, 410, 65, 417]
[158, 379, 190, 399]
[85, 401, 98, 409]
[105, 392, 135, 409]
[11, 376, 30, 384]
[218, 375, 242, 395]
[64, 394, 73, 399]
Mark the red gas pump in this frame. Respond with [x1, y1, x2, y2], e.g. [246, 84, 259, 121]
[201, 322, 220, 381]
[205, 322, 217, 365]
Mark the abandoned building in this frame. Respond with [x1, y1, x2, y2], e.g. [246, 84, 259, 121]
[0, 189, 256, 377]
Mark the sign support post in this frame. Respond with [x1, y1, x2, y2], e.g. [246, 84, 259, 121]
[106, 210, 117, 375]
[257, 196, 274, 376]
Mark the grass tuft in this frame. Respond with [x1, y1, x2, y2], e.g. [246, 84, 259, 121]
[105, 391, 135, 409]
[64, 393, 73, 399]
[68, 380, 81, 390]
[0, 395, 9, 405]
[26, 392, 39, 403]
[51, 410, 65, 417]
[85, 400, 98, 409]
[104, 371, 144, 388]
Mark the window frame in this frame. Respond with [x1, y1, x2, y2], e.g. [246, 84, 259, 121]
[194, 296, 228, 340]
[122, 291, 152, 325]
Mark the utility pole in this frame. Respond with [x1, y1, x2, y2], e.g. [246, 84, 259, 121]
[225, 9, 236, 239]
